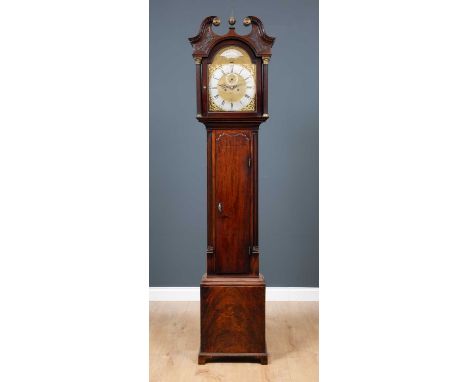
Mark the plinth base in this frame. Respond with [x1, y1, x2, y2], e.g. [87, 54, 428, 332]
[198, 352, 268, 365]
[198, 273, 268, 365]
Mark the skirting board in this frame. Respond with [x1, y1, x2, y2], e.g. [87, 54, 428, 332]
[149, 287, 319, 302]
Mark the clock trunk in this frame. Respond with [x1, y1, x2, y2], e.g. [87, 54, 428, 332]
[213, 130, 252, 274]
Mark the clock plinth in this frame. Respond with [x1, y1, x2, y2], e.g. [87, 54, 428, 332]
[198, 274, 267, 365]
[189, 16, 274, 365]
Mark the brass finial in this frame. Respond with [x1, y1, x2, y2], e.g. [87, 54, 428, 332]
[243, 17, 251, 26]
[212, 17, 221, 26]
[228, 16, 236, 28]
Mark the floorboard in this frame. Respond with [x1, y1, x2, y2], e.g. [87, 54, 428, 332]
[149, 301, 318, 382]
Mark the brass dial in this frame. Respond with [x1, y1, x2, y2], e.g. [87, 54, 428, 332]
[209, 64, 255, 111]
[208, 46, 256, 112]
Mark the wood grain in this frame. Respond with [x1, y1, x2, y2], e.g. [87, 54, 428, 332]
[214, 131, 252, 274]
[199, 274, 266, 363]
[206, 127, 260, 277]
[149, 301, 319, 382]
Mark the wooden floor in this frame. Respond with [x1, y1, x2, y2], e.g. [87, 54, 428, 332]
[149, 301, 318, 382]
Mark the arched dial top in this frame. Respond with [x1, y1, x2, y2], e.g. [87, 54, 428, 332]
[208, 46, 256, 112]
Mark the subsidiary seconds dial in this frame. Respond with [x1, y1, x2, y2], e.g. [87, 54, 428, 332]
[209, 64, 256, 112]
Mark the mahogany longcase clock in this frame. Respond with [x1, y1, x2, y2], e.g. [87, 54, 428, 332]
[189, 15, 275, 365]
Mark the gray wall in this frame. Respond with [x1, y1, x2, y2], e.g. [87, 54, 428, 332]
[150, 0, 318, 287]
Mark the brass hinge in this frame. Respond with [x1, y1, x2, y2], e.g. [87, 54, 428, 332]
[248, 246, 259, 256]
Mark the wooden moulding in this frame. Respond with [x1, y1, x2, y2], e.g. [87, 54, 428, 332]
[189, 15, 275, 58]
[199, 273, 268, 365]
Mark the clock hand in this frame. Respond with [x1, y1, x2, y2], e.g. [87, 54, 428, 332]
[222, 84, 237, 91]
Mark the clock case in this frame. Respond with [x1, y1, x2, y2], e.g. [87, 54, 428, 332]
[189, 16, 274, 365]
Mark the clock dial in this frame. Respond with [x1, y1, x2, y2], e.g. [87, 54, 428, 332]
[208, 46, 256, 112]
[209, 64, 256, 112]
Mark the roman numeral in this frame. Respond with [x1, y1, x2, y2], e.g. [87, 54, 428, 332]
[214, 94, 219, 98]
[244, 94, 251, 99]
[231, 102, 233, 110]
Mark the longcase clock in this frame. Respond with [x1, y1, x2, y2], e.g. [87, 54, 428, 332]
[189, 15, 275, 365]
